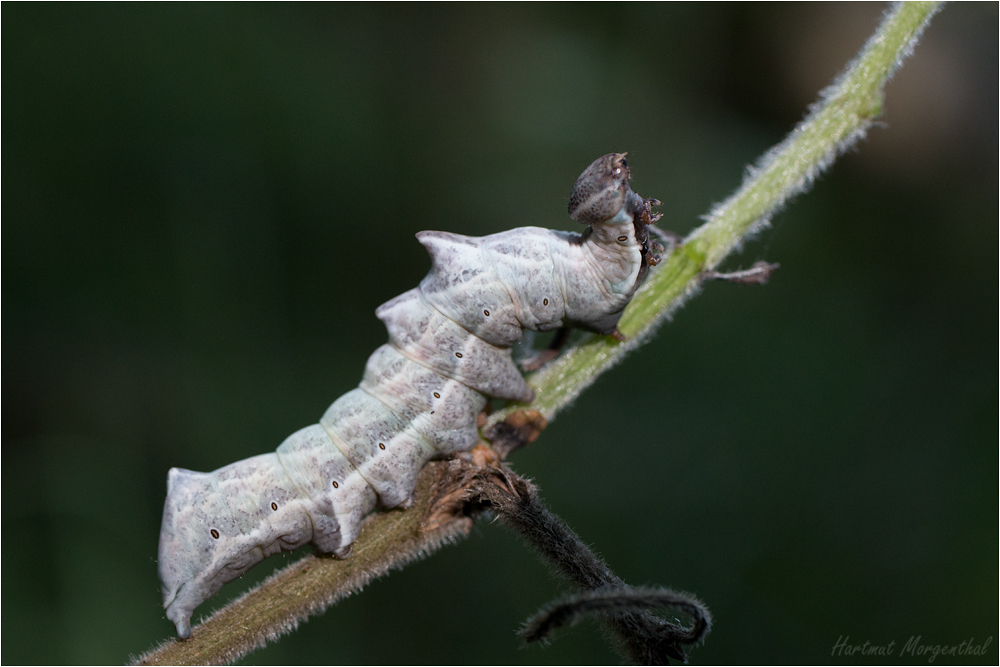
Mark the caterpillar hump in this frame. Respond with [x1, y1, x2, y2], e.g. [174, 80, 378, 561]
[156, 153, 656, 637]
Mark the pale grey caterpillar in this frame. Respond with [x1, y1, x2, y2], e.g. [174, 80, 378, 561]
[157, 153, 662, 638]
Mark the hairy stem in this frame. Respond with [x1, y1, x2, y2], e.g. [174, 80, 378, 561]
[488, 0, 942, 427]
[135, 3, 941, 664]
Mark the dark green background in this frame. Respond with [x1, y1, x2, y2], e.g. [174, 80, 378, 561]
[3, 4, 996, 664]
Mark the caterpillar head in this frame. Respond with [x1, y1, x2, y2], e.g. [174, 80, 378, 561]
[568, 153, 644, 226]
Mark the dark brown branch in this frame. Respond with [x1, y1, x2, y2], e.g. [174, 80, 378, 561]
[458, 464, 710, 665]
[521, 587, 711, 660]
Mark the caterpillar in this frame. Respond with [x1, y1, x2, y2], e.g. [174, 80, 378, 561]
[157, 153, 662, 638]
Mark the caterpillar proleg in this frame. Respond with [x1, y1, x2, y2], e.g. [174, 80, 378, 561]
[157, 153, 660, 638]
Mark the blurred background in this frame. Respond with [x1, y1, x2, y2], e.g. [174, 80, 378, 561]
[3, 3, 996, 664]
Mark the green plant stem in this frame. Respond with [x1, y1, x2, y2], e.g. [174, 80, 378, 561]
[488, 0, 941, 427]
[135, 3, 941, 664]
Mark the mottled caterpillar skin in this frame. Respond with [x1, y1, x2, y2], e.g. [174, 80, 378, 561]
[158, 153, 658, 638]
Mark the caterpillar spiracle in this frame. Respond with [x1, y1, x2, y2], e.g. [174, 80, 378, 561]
[157, 153, 662, 638]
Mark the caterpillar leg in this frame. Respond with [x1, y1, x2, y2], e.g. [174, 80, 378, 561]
[475, 402, 494, 429]
[520, 326, 572, 371]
